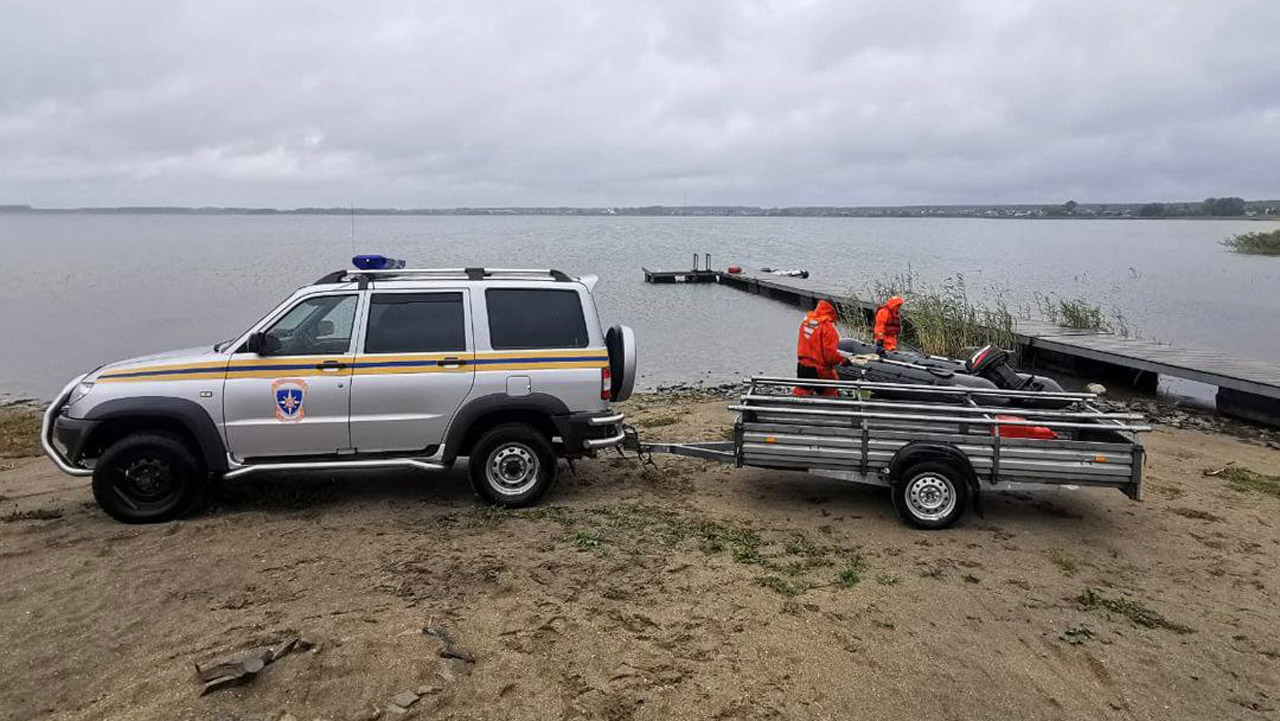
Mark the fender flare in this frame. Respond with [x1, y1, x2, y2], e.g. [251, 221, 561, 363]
[441, 393, 571, 464]
[889, 442, 981, 511]
[83, 397, 229, 472]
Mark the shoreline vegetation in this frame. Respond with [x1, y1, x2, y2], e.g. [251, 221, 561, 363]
[2, 197, 1279, 219]
[1222, 229, 1280, 256]
[840, 270, 1125, 358]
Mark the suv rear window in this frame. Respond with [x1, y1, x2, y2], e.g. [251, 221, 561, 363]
[486, 289, 589, 349]
[364, 293, 466, 353]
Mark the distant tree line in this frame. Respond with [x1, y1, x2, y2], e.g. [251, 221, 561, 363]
[2, 198, 1275, 218]
[1138, 197, 1249, 217]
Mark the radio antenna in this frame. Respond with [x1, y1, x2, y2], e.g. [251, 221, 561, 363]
[349, 201, 356, 255]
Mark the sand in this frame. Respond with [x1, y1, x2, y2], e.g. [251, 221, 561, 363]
[1, 393, 1278, 721]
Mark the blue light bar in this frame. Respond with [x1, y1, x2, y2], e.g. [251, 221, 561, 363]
[352, 254, 406, 270]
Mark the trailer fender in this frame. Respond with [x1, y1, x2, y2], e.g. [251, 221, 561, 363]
[889, 442, 983, 517]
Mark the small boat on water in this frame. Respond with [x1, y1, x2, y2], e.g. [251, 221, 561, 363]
[835, 339, 1071, 408]
[759, 267, 810, 278]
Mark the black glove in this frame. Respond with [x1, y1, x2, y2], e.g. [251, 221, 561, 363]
[875, 341, 886, 357]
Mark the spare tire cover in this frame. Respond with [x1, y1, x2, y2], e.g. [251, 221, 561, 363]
[606, 325, 637, 402]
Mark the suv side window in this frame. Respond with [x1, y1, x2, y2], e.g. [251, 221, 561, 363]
[259, 294, 358, 356]
[486, 288, 589, 349]
[365, 292, 466, 353]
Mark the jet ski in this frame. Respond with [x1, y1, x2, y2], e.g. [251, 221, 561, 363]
[835, 340, 1070, 408]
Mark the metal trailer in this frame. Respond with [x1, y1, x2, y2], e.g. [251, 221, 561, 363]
[629, 376, 1150, 529]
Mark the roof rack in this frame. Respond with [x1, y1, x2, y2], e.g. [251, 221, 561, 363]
[313, 267, 575, 285]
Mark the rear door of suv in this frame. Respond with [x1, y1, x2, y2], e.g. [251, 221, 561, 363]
[348, 288, 476, 453]
[475, 285, 610, 410]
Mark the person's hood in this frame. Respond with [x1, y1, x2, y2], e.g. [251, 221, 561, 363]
[886, 295, 904, 310]
[806, 299, 838, 324]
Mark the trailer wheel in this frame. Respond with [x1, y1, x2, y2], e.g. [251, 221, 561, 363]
[892, 461, 968, 530]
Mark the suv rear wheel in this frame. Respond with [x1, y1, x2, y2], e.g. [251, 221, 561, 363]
[468, 423, 556, 507]
[92, 433, 204, 523]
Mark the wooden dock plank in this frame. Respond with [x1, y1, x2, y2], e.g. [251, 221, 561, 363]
[1031, 335, 1280, 398]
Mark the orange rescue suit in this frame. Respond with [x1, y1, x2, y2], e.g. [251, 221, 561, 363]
[795, 300, 844, 397]
[874, 296, 904, 352]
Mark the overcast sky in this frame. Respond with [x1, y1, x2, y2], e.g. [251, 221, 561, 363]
[1, 0, 1277, 208]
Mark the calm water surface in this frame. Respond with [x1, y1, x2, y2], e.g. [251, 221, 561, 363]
[1, 214, 1277, 399]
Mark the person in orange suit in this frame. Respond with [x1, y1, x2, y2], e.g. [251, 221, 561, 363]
[874, 295, 904, 353]
[794, 299, 849, 397]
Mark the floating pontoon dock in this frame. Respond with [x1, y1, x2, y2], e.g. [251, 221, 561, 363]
[642, 257, 1280, 426]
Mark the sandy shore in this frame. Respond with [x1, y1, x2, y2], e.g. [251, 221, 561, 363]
[1, 392, 1279, 721]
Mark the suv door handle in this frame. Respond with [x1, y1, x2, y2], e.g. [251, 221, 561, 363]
[316, 360, 347, 371]
[438, 357, 467, 368]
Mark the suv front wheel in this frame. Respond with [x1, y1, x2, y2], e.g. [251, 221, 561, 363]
[92, 433, 204, 523]
[468, 423, 556, 507]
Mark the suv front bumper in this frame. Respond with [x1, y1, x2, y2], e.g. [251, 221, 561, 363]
[42, 376, 94, 477]
[555, 411, 626, 454]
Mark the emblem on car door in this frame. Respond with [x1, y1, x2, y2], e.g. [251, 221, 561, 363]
[272, 378, 309, 422]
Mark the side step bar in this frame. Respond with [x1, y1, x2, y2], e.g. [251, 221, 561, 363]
[223, 457, 447, 480]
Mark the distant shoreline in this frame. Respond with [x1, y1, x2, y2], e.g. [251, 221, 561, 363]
[2, 202, 1279, 220]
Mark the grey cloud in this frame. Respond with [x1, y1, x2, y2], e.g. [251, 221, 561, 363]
[1, 0, 1277, 207]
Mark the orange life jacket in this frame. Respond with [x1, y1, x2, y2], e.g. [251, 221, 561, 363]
[874, 299, 903, 345]
[797, 300, 843, 370]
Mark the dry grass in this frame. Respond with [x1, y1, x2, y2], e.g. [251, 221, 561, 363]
[1169, 507, 1223, 522]
[1045, 548, 1079, 576]
[0, 409, 42, 458]
[1077, 588, 1194, 634]
[635, 415, 680, 429]
[2, 507, 63, 522]
[1204, 465, 1280, 499]
[755, 575, 806, 597]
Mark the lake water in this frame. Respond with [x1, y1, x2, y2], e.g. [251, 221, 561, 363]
[2, 214, 1278, 400]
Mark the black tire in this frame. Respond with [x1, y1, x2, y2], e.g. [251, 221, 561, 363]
[92, 433, 204, 523]
[468, 423, 557, 507]
[891, 461, 968, 530]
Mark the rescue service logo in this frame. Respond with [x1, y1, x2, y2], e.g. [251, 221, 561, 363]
[271, 378, 308, 422]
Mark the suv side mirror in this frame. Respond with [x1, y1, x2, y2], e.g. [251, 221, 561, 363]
[243, 331, 282, 356]
[243, 332, 262, 354]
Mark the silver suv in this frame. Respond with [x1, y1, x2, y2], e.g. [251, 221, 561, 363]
[42, 260, 637, 523]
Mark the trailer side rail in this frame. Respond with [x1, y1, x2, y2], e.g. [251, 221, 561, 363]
[635, 376, 1149, 527]
[733, 376, 1147, 494]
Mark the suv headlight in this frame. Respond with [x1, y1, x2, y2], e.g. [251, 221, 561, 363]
[67, 379, 95, 406]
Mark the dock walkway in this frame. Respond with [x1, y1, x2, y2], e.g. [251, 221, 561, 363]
[642, 265, 1280, 425]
